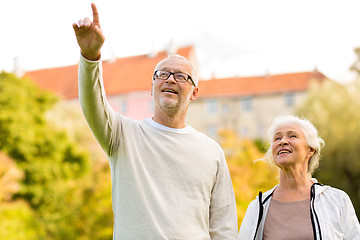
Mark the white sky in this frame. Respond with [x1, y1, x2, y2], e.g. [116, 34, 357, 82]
[2, 0, 360, 82]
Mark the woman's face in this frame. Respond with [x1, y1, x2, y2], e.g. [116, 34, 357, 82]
[271, 122, 314, 170]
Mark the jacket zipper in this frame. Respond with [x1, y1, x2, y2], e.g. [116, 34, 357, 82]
[253, 183, 323, 240]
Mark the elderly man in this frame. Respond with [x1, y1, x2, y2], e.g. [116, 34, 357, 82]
[72, 3, 238, 239]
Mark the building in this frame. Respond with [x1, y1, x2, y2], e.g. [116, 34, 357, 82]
[24, 45, 327, 140]
[25, 46, 197, 120]
[187, 71, 327, 140]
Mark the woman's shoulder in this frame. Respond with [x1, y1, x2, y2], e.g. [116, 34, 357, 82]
[247, 185, 277, 207]
[317, 184, 348, 196]
[262, 185, 277, 200]
[316, 184, 352, 204]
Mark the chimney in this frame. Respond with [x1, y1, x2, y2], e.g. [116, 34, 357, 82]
[13, 57, 24, 78]
[147, 44, 158, 58]
[313, 65, 318, 73]
[264, 68, 270, 78]
[166, 39, 177, 55]
[108, 50, 117, 63]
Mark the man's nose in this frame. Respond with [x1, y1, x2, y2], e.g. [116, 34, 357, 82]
[165, 74, 176, 83]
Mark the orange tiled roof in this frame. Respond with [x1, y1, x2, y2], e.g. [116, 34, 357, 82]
[25, 46, 194, 99]
[197, 71, 327, 98]
[25, 46, 327, 100]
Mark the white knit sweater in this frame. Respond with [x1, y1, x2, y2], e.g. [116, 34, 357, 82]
[78, 55, 238, 240]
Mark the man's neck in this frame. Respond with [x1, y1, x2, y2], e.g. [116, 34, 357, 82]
[152, 110, 187, 129]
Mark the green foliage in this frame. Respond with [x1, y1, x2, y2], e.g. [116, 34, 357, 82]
[253, 138, 268, 153]
[297, 80, 360, 217]
[0, 72, 89, 207]
[219, 130, 278, 227]
[0, 201, 45, 240]
[0, 72, 115, 239]
[0, 152, 23, 201]
[0, 151, 46, 239]
[0, 72, 56, 151]
[71, 163, 113, 240]
[43, 101, 113, 239]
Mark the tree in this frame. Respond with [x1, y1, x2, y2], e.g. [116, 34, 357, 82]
[0, 72, 91, 238]
[0, 152, 45, 239]
[44, 101, 113, 239]
[218, 130, 278, 226]
[297, 80, 360, 217]
[0, 152, 23, 201]
[0, 200, 45, 240]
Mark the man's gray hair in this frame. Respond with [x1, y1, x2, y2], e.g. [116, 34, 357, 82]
[154, 54, 198, 87]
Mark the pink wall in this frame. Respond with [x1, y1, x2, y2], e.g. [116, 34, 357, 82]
[108, 93, 154, 120]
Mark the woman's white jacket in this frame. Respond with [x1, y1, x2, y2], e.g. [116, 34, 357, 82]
[238, 183, 360, 240]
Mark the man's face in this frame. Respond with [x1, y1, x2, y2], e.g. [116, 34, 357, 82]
[152, 56, 198, 115]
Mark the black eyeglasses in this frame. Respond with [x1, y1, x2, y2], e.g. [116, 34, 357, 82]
[153, 70, 196, 87]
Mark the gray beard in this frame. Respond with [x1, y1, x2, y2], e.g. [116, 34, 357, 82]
[158, 98, 181, 115]
[152, 87, 190, 116]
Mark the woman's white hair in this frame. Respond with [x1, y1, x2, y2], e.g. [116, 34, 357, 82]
[263, 115, 325, 176]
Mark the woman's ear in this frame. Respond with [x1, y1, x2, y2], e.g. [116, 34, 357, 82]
[307, 148, 315, 158]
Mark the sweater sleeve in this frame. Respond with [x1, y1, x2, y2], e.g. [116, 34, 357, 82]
[78, 55, 119, 156]
[209, 151, 238, 240]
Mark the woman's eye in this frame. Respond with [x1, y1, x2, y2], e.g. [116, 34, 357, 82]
[290, 135, 297, 138]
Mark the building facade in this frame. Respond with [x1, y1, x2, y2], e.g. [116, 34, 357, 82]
[24, 46, 327, 140]
[187, 71, 327, 140]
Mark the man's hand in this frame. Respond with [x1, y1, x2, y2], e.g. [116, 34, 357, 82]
[72, 3, 105, 61]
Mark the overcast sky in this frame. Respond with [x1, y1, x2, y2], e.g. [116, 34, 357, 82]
[2, 0, 360, 82]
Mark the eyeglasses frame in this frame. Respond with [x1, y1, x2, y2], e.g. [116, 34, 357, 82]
[153, 70, 196, 87]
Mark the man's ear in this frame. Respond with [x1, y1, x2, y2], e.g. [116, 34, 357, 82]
[190, 87, 198, 101]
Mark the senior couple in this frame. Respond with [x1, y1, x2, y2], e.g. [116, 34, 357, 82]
[72, 3, 360, 239]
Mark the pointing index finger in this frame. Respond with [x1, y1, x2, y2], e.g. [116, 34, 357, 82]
[91, 3, 100, 25]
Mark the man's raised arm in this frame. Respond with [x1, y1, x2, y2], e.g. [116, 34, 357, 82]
[72, 3, 105, 61]
[72, 3, 118, 156]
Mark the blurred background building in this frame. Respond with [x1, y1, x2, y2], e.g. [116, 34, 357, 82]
[24, 45, 329, 140]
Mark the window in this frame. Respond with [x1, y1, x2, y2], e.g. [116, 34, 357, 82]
[206, 99, 218, 114]
[149, 100, 154, 112]
[241, 97, 253, 111]
[222, 104, 229, 113]
[207, 125, 217, 137]
[284, 93, 295, 107]
[121, 101, 128, 113]
[239, 126, 249, 138]
[257, 125, 265, 138]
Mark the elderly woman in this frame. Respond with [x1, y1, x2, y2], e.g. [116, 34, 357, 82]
[238, 115, 360, 240]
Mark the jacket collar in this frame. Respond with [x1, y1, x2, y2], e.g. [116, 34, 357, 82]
[260, 178, 329, 200]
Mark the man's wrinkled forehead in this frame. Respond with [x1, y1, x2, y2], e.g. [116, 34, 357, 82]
[155, 56, 192, 72]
